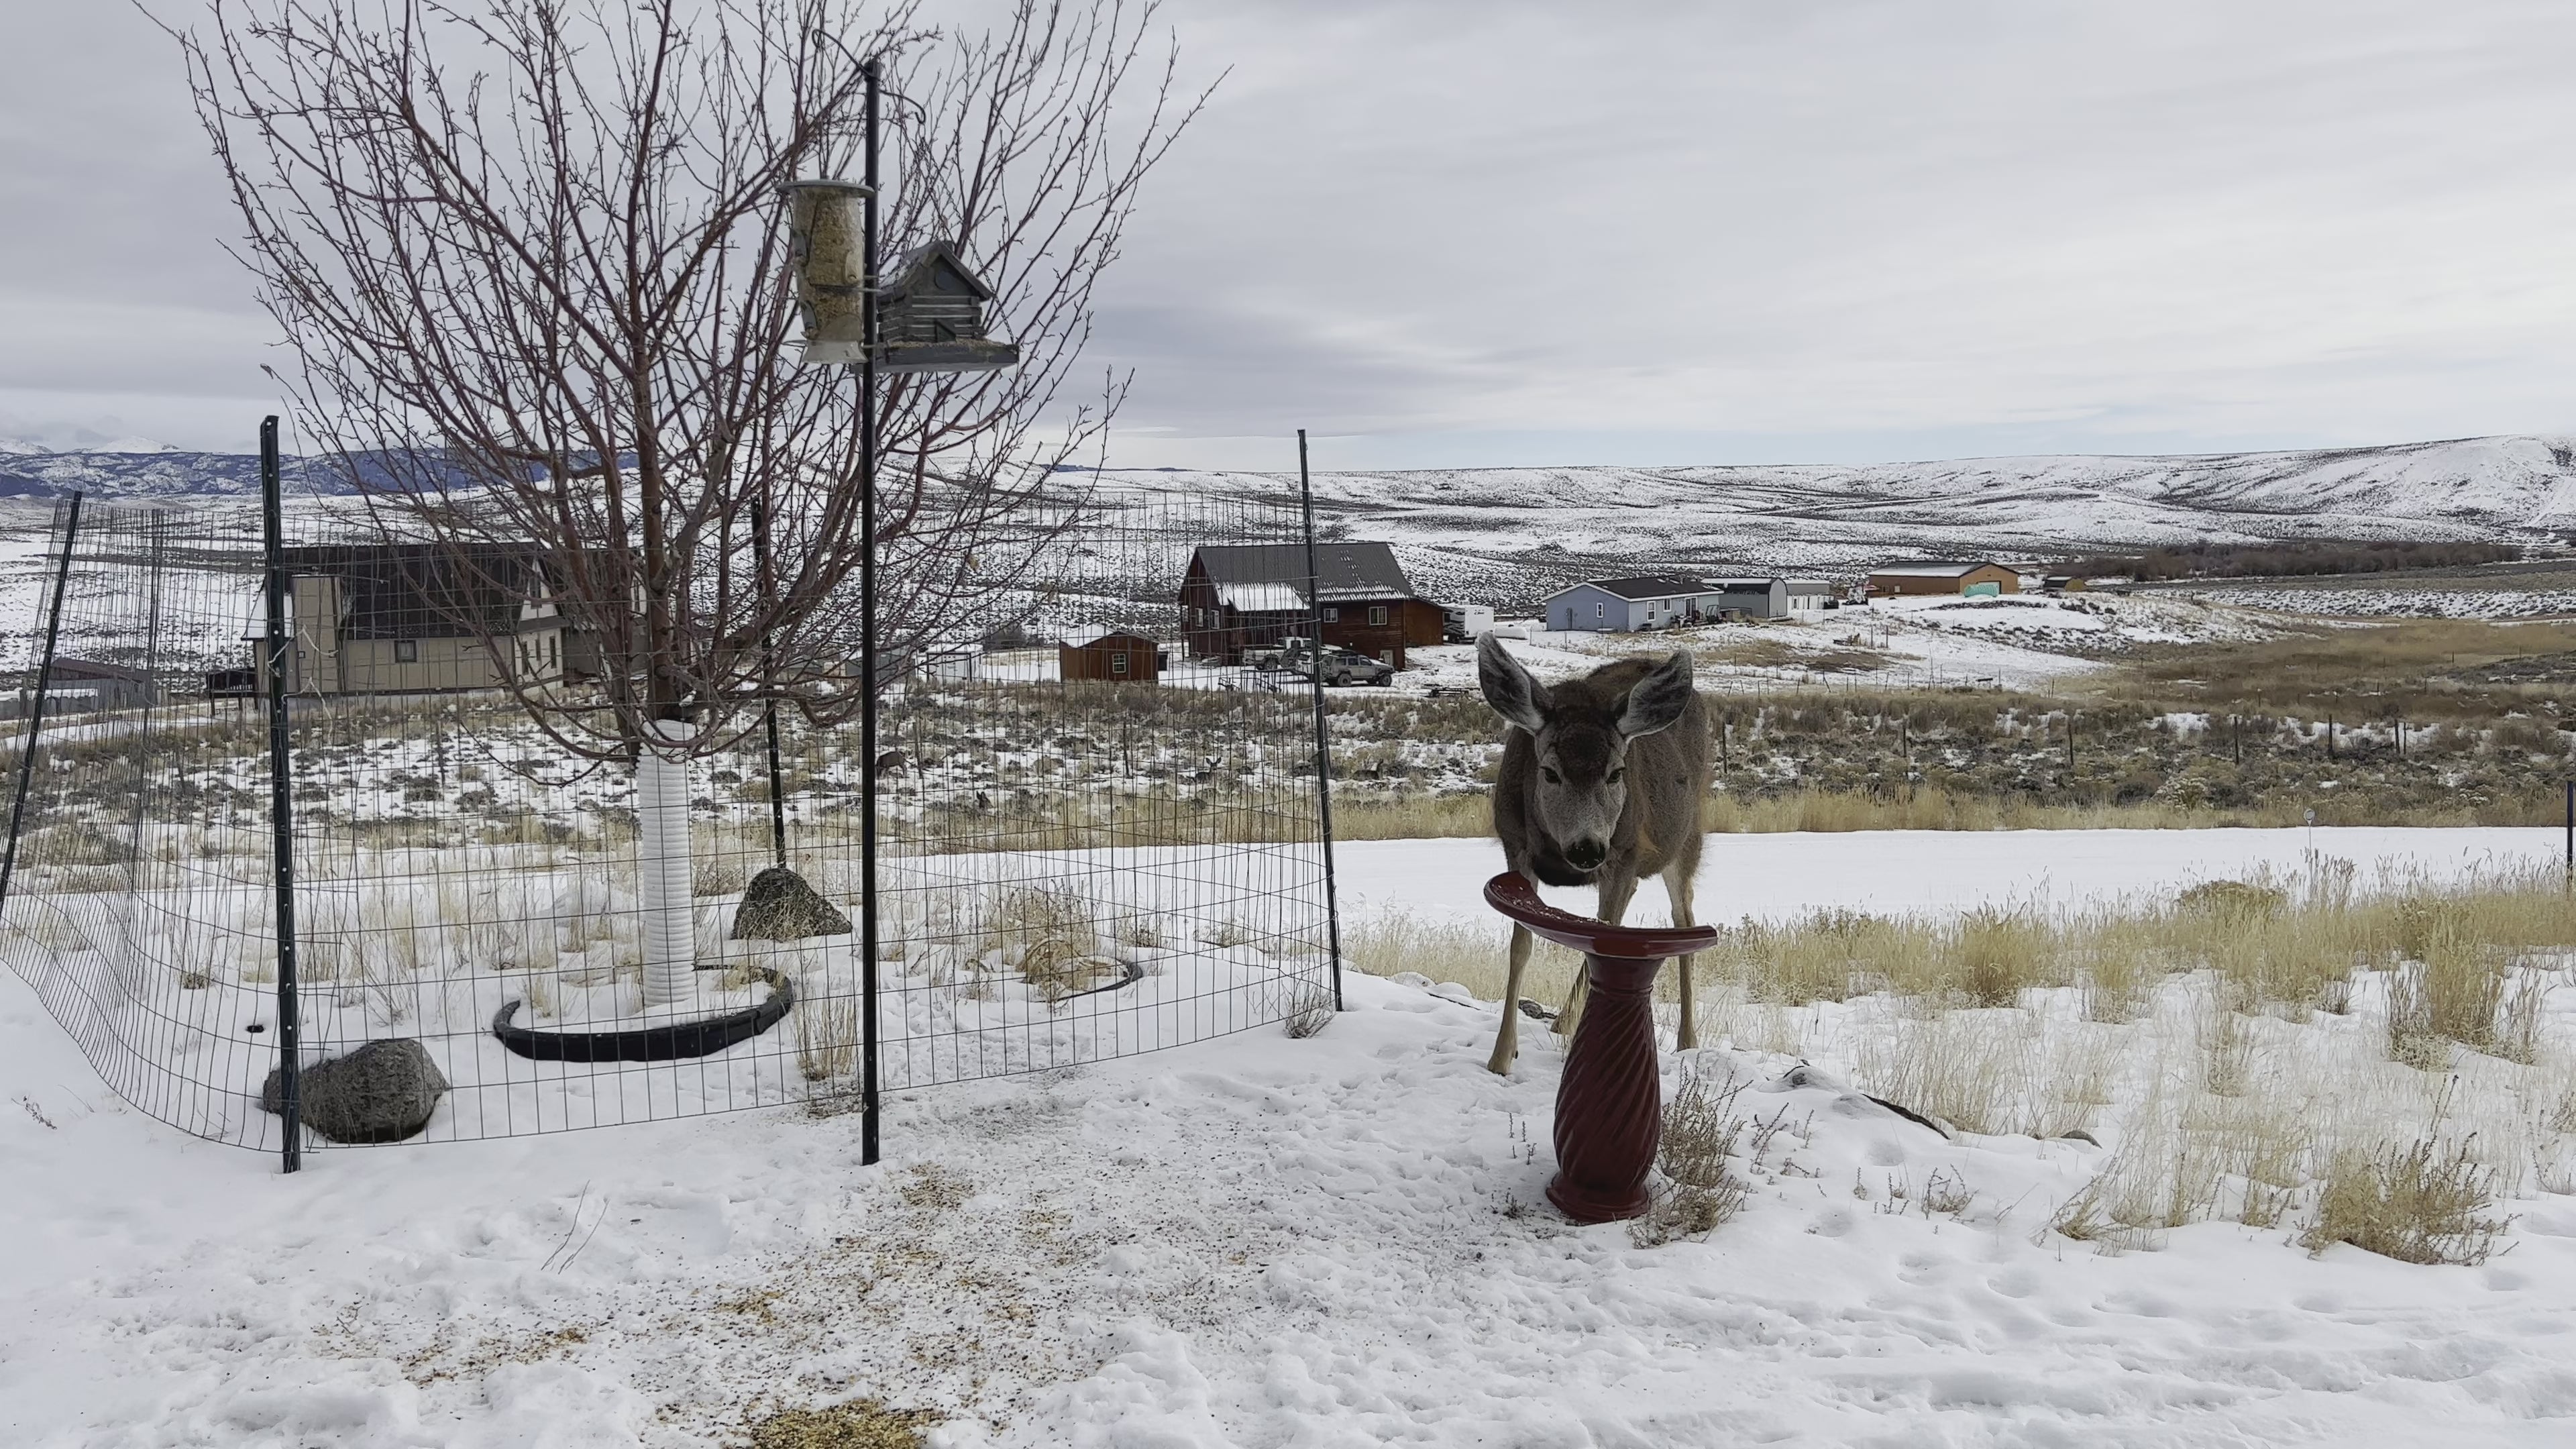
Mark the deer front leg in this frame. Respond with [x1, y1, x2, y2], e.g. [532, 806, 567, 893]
[1558, 874, 1640, 1040]
[1667, 859, 1700, 1051]
[1487, 921, 1536, 1075]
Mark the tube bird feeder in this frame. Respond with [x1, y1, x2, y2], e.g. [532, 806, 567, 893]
[781, 178, 875, 366]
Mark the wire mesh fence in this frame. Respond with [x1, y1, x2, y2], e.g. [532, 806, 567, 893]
[0, 474, 1340, 1153]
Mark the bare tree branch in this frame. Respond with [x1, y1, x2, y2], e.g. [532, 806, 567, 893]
[162, 0, 1210, 759]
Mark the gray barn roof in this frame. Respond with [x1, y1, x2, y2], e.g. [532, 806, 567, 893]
[1190, 542, 1418, 606]
[1555, 575, 1716, 602]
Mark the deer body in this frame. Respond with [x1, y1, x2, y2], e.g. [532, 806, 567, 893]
[1478, 636, 1709, 1075]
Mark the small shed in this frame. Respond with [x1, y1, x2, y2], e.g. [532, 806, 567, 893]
[875, 241, 1019, 374]
[1709, 578, 1789, 620]
[48, 657, 158, 711]
[1059, 629, 1161, 683]
[1784, 579, 1837, 615]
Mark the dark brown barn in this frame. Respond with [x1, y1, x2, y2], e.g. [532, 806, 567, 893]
[1059, 629, 1162, 683]
[1179, 542, 1443, 667]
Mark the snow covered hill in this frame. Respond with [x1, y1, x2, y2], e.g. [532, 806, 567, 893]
[11, 433, 2576, 604]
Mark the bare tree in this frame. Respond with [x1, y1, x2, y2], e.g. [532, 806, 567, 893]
[170, 0, 1208, 758]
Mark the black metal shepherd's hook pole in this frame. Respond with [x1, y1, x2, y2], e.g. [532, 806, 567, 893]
[1296, 431, 1345, 1010]
[0, 491, 83, 914]
[858, 56, 883, 1168]
[751, 498, 788, 868]
[260, 417, 303, 1173]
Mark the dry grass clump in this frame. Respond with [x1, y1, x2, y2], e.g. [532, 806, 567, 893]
[983, 887, 1120, 1003]
[745, 1399, 936, 1449]
[2381, 903, 2559, 1069]
[796, 994, 858, 1081]
[1851, 1008, 2032, 1136]
[1946, 906, 2055, 1006]
[2299, 1138, 2513, 1265]
[1283, 981, 1335, 1038]
[1633, 1061, 1754, 1247]
[1721, 908, 1915, 1004]
[1342, 911, 1582, 1006]
[2045, 1091, 2233, 1251]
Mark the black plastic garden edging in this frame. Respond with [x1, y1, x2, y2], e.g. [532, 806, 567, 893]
[490, 969, 796, 1063]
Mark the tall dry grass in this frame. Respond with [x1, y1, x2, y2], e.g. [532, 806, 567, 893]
[1349, 858, 2576, 1262]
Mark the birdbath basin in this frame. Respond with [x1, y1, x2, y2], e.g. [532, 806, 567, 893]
[1483, 872, 1719, 1224]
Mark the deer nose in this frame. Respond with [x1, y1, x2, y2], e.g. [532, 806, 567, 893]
[1564, 837, 1607, 871]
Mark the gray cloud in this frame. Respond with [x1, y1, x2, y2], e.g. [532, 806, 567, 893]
[5, 1, 2573, 464]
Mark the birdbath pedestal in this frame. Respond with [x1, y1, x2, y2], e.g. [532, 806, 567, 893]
[1483, 872, 1719, 1224]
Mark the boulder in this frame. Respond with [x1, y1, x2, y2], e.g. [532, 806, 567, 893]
[262, 1038, 449, 1144]
[732, 865, 853, 942]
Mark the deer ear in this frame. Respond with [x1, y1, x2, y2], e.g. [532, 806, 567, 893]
[1617, 651, 1695, 738]
[1477, 633, 1549, 735]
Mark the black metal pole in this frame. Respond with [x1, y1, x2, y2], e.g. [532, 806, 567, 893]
[260, 417, 303, 1173]
[1296, 430, 1345, 1010]
[0, 491, 83, 913]
[751, 499, 788, 867]
[859, 58, 883, 1167]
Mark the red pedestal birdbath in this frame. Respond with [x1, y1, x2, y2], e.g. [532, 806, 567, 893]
[1484, 872, 1719, 1224]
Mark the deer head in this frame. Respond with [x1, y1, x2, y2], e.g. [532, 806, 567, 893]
[1478, 635, 1695, 873]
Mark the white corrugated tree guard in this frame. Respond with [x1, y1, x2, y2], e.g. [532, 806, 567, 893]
[637, 719, 697, 1008]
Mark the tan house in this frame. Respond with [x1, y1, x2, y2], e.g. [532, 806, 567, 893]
[271, 543, 566, 696]
[1866, 561, 2021, 598]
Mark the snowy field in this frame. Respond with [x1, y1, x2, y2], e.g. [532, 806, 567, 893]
[1394, 592, 2300, 700]
[9, 825, 2576, 1446]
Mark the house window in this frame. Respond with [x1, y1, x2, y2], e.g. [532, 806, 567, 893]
[1322, 606, 1339, 623]
[394, 639, 418, 663]
[1111, 652, 1129, 675]
[1367, 606, 1389, 627]
[1595, 602, 1605, 623]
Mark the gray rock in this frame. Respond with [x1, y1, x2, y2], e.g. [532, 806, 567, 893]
[731, 865, 853, 941]
[262, 1038, 449, 1144]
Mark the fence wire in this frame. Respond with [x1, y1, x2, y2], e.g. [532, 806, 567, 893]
[0, 479, 1338, 1151]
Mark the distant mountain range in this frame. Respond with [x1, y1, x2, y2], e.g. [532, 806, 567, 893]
[7, 433, 2572, 604]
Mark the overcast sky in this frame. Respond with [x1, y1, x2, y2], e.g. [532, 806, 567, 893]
[5, 1, 2574, 467]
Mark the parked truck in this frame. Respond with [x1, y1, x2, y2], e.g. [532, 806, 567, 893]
[1248, 636, 1396, 686]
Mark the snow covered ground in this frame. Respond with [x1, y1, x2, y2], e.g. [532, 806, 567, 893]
[1394, 591, 2300, 700]
[9, 826, 2576, 1447]
[1336, 824, 2563, 932]
[2186, 582, 2576, 620]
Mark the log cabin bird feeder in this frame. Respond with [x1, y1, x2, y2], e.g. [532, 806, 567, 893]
[871, 240, 1020, 374]
[781, 182, 1018, 373]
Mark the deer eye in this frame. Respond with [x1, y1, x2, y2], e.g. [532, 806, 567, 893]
[1541, 766, 1562, 785]
[1607, 767, 1625, 784]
